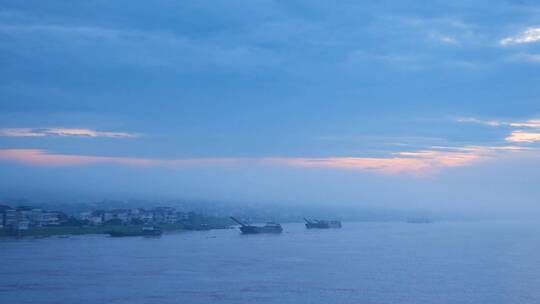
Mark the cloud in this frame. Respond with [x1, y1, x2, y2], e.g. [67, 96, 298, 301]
[456, 117, 504, 127]
[0, 146, 526, 176]
[456, 117, 540, 129]
[456, 117, 540, 143]
[263, 153, 469, 176]
[0, 149, 157, 167]
[429, 32, 459, 45]
[265, 145, 528, 176]
[500, 27, 540, 46]
[505, 131, 540, 143]
[0, 128, 44, 137]
[0, 149, 247, 168]
[0, 128, 138, 138]
[509, 119, 540, 128]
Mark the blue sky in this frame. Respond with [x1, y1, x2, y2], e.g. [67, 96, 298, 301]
[1, 1, 540, 214]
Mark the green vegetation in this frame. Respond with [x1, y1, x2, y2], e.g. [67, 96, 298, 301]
[0, 208, 235, 238]
[0, 216, 233, 238]
[0, 223, 186, 238]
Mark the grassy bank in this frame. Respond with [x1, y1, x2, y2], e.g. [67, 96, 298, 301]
[0, 223, 186, 238]
[0, 216, 234, 238]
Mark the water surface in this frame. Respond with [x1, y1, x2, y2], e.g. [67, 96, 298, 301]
[1, 221, 540, 303]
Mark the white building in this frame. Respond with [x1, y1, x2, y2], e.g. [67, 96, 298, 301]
[88, 215, 103, 226]
[41, 212, 60, 226]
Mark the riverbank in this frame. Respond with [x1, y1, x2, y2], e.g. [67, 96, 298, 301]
[0, 222, 233, 238]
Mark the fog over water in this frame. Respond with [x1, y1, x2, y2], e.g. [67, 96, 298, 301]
[2, 156, 539, 218]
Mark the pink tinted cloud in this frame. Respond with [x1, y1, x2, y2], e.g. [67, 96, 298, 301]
[0, 149, 157, 167]
[262, 146, 496, 175]
[509, 119, 540, 128]
[0, 146, 523, 176]
[0, 128, 138, 138]
[260, 157, 431, 175]
[0, 149, 247, 168]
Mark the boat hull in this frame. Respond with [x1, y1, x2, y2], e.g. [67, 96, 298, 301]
[305, 221, 342, 229]
[108, 231, 143, 237]
[107, 228, 163, 237]
[239, 226, 283, 234]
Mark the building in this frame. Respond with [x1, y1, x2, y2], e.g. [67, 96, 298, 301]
[89, 216, 103, 225]
[1, 206, 69, 228]
[112, 209, 131, 224]
[2, 205, 190, 229]
[41, 212, 60, 226]
[31, 208, 43, 226]
[16, 220, 30, 230]
[5, 209, 18, 228]
[89, 210, 105, 225]
[78, 211, 92, 221]
[138, 209, 154, 223]
[1, 205, 31, 230]
[16, 206, 34, 222]
[153, 207, 178, 224]
[176, 211, 188, 221]
[0, 205, 11, 228]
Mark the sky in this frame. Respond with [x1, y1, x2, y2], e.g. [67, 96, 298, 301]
[1, 0, 540, 215]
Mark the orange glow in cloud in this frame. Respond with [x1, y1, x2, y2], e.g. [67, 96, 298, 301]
[260, 157, 431, 175]
[505, 131, 540, 143]
[0, 146, 524, 176]
[262, 147, 494, 176]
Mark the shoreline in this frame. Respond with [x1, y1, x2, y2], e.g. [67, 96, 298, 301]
[0, 223, 232, 238]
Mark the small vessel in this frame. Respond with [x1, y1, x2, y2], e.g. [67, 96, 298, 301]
[108, 226, 162, 237]
[304, 218, 342, 229]
[107, 230, 141, 237]
[230, 217, 283, 234]
[142, 226, 163, 237]
[406, 218, 432, 224]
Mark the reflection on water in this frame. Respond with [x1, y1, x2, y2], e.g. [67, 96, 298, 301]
[1, 221, 540, 304]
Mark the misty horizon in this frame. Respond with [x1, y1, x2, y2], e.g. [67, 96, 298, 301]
[3, 2, 540, 304]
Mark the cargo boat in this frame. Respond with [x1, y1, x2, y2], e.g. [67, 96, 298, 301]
[304, 218, 342, 229]
[142, 226, 163, 236]
[107, 226, 162, 237]
[230, 217, 283, 234]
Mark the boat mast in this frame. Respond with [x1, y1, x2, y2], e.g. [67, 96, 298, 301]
[230, 216, 247, 227]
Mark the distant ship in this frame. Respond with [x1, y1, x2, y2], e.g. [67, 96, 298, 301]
[230, 217, 283, 234]
[142, 226, 163, 236]
[406, 218, 432, 224]
[108, 226, 162, 237]
[304, 218, 342, 229]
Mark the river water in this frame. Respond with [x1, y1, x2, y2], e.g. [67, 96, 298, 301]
[1, 221, 540, 304]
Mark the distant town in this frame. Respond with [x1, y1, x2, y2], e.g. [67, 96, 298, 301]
[0, 199, 463, 237]
[0, 204, 232, 237]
